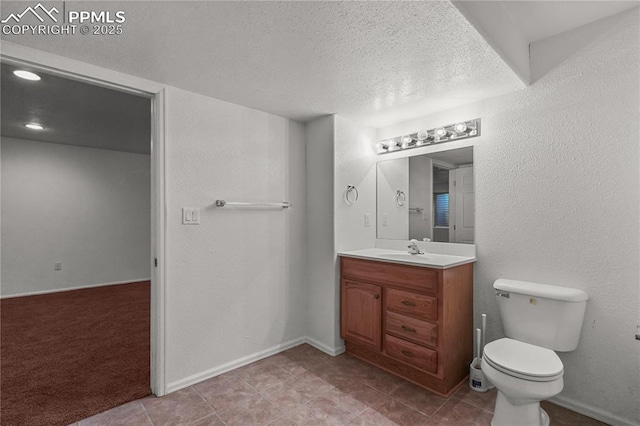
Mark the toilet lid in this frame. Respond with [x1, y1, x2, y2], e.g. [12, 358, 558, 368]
[483, 338, 563, 381]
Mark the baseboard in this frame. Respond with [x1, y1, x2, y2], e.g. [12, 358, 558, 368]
[304, 337, 345, 356]
[550, 394, 639, 426]
[165, 337, 306, 394]
[0, 278, 151, 299]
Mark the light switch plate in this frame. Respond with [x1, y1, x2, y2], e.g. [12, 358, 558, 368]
[364, 213, 370, 227]
[182, 207, 200, 225]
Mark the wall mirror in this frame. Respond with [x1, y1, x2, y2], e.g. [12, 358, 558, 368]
[376, 147, 474, 243]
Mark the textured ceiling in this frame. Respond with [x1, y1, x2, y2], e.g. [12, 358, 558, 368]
[1, 1, 525, 126]
[500, 1, 639, 43]
[1, 64, 151, 154]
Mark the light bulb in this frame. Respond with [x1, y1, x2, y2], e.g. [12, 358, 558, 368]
[401, 135, 412, 149]
[454, 122, 467, 133]
[417, 130, 429, 141]
[376, 142, 388, 153]
[25, 123, 44, 130]
[14, 70, 41, 81]
[388, 140, 398, 151]
[435, 127, 447, 138]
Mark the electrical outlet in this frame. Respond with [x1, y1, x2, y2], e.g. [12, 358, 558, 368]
[382, 214, 388, 226]
[364, 213, 370, 227]
[54, 262, 62, 271]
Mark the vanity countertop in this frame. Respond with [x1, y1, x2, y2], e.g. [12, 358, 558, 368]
[338, 248, 476, 269]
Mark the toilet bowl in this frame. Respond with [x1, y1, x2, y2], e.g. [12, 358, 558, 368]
[482, 338, 564, 426]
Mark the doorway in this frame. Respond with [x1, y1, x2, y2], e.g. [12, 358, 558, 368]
[0, 53, 166, 425]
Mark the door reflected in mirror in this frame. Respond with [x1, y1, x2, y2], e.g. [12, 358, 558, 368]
[376, 147, 474, 243]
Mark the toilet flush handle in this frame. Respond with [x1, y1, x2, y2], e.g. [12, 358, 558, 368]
[496, 291, 510, 298]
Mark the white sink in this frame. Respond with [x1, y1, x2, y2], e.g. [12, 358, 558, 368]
[378, 252, 431, 261]
[338, 248, 475, 269]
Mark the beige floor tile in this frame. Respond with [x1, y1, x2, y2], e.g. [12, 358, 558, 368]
[215, 393, 284, 426]
[287, 395, 354, 426]
[430, 398, 493, 426]
[327, 379, 386, 414]
[189, 413, 226, 425]
[241, 363, 295, 392]
[390, 382, 448, 416]
[451, 385, 497, 413]
[194, 374, 257, 402]
[364, 399, 430, 426]
[262, 376, 331, 413]
[79, 400, 146, 426]
[142, 387, 214, 426]
[541, 401, 608, 425]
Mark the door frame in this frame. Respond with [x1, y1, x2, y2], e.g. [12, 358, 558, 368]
[1, 41, 168, 396]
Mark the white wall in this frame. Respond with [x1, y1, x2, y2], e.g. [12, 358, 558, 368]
[164, 88, 307, 388]
[305, 115, 337, 353]
[376, 158, 409, 240]
[332, 116, 378, 349]
[408, 155, 433, 241]
[375, 10, 639, 424]
[1, 137, 150, 297]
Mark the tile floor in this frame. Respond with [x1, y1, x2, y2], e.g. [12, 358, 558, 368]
[72, 344, 607, 426]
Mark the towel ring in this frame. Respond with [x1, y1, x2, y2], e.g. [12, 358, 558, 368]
[345, 185, 359, 205]
[396, 190, 406, 207]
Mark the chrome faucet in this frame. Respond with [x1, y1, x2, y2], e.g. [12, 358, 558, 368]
[408, 239, 424, 255]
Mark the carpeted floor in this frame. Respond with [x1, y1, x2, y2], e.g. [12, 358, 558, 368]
[1, 281, 151, 426]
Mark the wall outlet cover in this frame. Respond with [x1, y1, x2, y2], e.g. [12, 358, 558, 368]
[182, 207, 200, 225]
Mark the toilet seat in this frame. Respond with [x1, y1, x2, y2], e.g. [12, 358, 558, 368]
[484, 338, 563, 382]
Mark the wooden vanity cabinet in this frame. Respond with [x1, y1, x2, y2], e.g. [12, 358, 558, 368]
[340, 256, 474, 397]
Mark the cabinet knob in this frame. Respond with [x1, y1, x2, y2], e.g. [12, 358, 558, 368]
[401, 325, 417, 333]
[401, 300, 416, 307]
[374, 294, 380, 299]
[401, 350, 414, 357]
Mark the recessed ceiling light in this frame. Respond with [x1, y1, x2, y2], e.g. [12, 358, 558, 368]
[14, 70, 41, 81]
[25, 123, 44, 130]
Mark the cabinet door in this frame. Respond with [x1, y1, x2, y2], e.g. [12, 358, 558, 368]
[341, 280, 382, 351]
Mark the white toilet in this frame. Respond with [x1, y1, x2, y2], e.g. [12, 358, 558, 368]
[481, 279, 589, 426]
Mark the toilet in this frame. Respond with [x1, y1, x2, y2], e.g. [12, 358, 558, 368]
[481, 279, 589, 426]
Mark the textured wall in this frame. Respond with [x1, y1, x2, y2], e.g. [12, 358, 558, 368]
[375, 10, 639, 424]
[408, 155, 433, 241]
[305, 116, 337, 351]
[1, 137, 150, 296]
[376, 158, 409, 240]
[333, 116, 378, 349]
[164, 88, 307, 386]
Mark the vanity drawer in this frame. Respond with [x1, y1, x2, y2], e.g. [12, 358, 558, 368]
[385, 334, 438, 373]
[387, 289, 438, 321]
[341, 257, 437, 294]
[386, 311, 438, 347]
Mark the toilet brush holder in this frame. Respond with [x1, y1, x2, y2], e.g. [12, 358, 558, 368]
[469, 358, 491, 392]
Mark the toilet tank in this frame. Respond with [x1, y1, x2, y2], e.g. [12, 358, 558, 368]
[494, 279, 589, 352]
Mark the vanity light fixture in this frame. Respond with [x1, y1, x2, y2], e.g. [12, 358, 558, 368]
[14, 70, 41, 81]
[375, 118, 481, 155]
[25, 123, 44, 130]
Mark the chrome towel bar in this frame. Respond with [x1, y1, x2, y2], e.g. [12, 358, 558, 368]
[215, 200, 290, 209]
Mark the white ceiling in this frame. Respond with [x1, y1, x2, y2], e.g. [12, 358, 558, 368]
[0, 1, 524, 127]
[500, 1, 639, 43]
[1, 64, 151, 154]
[1, 1, 636, 133]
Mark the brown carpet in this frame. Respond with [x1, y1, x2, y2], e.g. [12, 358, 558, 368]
[1, 281, 151, 426]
